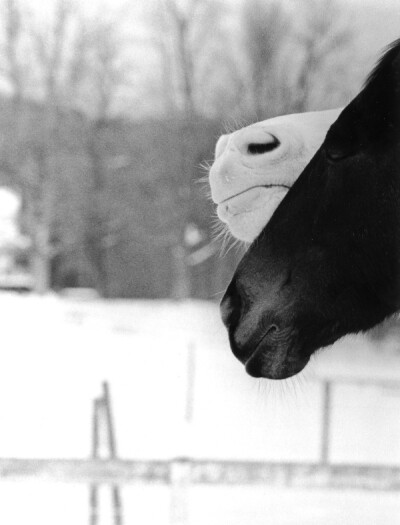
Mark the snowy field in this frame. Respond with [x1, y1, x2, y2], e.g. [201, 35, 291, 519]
[0, 293, 399, 523]
[0, 293, 399, 462]
[0, 482, 400, 525]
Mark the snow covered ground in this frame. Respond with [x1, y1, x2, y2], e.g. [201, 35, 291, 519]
[0, 293, 399, 523]
[0, 293, 399, 463]
[0, 482, 399, 525]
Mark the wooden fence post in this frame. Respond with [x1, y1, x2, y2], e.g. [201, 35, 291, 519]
[90, 382, 123, 525]
[320, 380, 332, 465]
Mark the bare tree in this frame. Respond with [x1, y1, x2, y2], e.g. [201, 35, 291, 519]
[72, 13, 135, 296]
[145, 0, 229, 298]
[237, 0, 355, 119]
[288, 0, 354, 112]
[164, 0, 197, 115]
[149, 0, 227, 115]
[26, 0, 75, 293]
[0, 0, 134, 295]
[0, 0, 63, 293]
[241, 0, 291, 119]
[0, 0, 26, 177]
[2, 0, 24, 104]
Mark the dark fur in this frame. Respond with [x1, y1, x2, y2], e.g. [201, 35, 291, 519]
[220, 39, 400, 380]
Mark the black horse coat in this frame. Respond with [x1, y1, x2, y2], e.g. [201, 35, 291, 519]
[221, 39, 400, 380]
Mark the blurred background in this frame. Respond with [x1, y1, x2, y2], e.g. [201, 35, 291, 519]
[0, 0, 400, 523]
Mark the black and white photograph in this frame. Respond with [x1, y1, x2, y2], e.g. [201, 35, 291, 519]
[0, 0, 399, 523]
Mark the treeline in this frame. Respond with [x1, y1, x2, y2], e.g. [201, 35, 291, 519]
[0, 0, 358, 298]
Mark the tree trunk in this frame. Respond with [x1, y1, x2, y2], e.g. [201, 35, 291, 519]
[171, 245, 191, 300]
[32, 224, 51, 294]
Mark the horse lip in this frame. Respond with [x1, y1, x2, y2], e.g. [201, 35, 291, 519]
[217, 184, 290, 205]
[242, 328, 310, 379]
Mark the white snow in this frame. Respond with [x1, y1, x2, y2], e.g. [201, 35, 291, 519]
[0, 293, 399, 523]
[0, 483, 399, 525]
[0, 293, 399, 464]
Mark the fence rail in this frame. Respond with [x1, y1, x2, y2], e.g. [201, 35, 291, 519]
[1, 458, 400, 491]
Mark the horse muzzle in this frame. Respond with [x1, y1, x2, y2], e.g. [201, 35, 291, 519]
[220, 280, 309, 379]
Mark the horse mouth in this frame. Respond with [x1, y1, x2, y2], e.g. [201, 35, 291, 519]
[217, 185, 290, 234]
[217, 184, 290, 208]
[243, 333, 310, 380]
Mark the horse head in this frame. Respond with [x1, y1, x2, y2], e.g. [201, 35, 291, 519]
[209, 109, 341, 242]
[221, 39, 400, 380]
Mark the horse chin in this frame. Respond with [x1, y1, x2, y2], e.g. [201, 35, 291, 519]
[217, 186, 289, 242]
[238, 332, 311, 380]
[244, 342, 310, 380]
[222, 211, 267, 242]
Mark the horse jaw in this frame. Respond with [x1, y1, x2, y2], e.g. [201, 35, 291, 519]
[209, 108, 342, 242]
[216, 186, 289, 242]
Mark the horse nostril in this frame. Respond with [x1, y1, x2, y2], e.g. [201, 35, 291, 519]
[247, 136, 280, 155]
[267, 324, 279, 335]
[261, 323, 279, 341]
